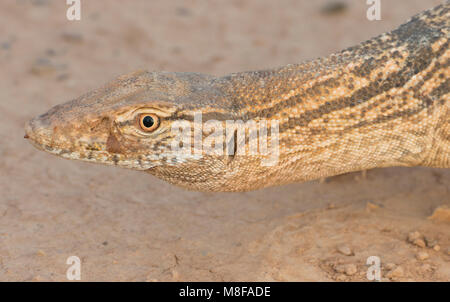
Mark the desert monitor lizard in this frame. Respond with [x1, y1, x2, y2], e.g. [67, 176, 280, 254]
[25, 3, 449, 192]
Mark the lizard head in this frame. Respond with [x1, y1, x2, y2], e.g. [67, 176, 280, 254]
[25, 70, 275, 191]
[25, 70, 221, 168]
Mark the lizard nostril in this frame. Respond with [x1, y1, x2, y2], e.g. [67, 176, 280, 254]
[24, 119, 36, 140]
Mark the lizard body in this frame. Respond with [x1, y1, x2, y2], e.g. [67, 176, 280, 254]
[26, 3, 449, 192]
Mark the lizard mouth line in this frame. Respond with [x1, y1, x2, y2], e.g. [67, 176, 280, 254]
[25, 130, 157, 170]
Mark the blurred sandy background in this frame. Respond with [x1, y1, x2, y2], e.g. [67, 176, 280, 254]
[0, 0, 448, 281]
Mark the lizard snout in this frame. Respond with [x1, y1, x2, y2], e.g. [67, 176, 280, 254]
[24, 116, 54, 150]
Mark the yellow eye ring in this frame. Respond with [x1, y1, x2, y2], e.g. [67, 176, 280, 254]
[138, 113, 160, 132]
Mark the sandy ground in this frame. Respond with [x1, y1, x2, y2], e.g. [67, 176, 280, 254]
[0, 0, 449, 281]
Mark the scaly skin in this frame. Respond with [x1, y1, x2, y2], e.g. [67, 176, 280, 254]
[25, 3, 449, 192]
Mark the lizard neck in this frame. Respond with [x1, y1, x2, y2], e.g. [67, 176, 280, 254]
[210, 3, 449, 179]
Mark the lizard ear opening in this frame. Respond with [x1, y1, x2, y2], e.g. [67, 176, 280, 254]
[138, 113, 160, 132]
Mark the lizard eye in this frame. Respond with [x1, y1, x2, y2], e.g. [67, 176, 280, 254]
[138, 113, 160, 132]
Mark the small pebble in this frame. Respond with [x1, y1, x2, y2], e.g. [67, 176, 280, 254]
[416, 251, 429, 261]
[32, 275, 43, 281]
[407, 231, 421, 242]
[334, 264, 346, 274]
[171, 269, 180, 280]
[424, 237, 438, 248]
[344, 264, 357, 276]
[386, 266, 404, 279]
[413, 239, 426, 248]
[337, 245, 354, 256]
[366, 201, 379, 212]
[428, 205, 450, 223]
[433, 245, 440, 252]
[334, 263, 357, 276]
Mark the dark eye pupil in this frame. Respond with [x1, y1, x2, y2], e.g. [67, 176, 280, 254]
[142, 116, 154, 128]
